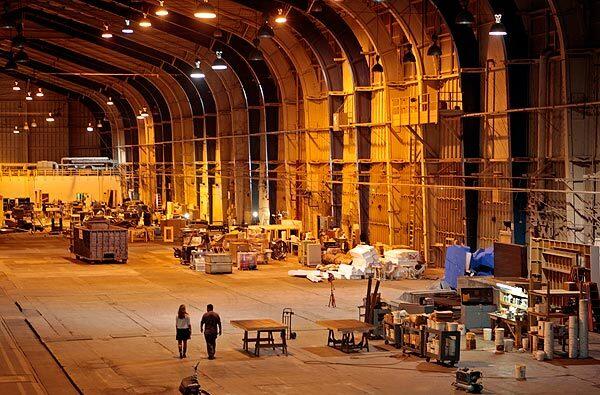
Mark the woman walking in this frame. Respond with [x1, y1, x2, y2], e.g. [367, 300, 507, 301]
[176, 304, 191, 358]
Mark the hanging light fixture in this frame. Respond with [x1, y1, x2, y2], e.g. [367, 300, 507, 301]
[13, 126, 19, 134]
[257, 19, 274, 39]
[122, 19, 134, 34]
[23, 122, 29, 131]
[46, 112, 54, 122]
[86, 122, 94, 132]
[36, 87, 44, 97]
[12, 34, 25, 48]
[402, 44, 416, 63]
[248, 38, 263, 62]
[194, 0, 217, 19]
[311, 0, 323, 13]
[455, 1, 474, 25]
[275, 9, 287, 24]
[489, 14, 507, 36]
[141, 107, 149, 118]
[97, 120, 103, 128]
[107, 97, 114, 106]
[136, 111, 145, 120]
[25, 91, 33, 100]
[31, 119, 37, 128]
[139, 13, 152, 28]
[12, 81, 20, 91]
[213, 29, 223, 39]
[4, 54, 17, 71]
[190, 60, 205, 79]
[211, 50, 227, 70]
[102, 24, 113, 38]
[14, 49, 29, 64]
[155, 1, 169, 16]
[371, 55, 383, 73]
[427, 34, 442, 56]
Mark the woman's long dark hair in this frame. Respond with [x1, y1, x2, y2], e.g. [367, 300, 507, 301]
[178, 304, 187, 319]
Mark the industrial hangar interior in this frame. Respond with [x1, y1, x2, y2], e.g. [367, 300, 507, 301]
[1, 0, 600, 394]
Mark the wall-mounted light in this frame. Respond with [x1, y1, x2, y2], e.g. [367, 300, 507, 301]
[155, 1, 169, 16]
[122, 19, 134, 34]
[194, 0, 216, 19]
[211, 50, 227, 70]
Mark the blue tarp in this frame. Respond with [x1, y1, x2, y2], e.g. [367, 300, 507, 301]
[470, 248, 494, 276]
[444, 245, 470, 289]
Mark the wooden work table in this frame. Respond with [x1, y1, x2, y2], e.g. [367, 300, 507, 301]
[317, 319, 374, 353]
[230, 319, 288, 356]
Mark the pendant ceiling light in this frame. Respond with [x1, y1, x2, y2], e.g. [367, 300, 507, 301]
[194, 0, 217, 19]
[371, 55, 383, 73]
[97, 120, 103, 128]
[12, 34, 25, 48]
[23, 122, 29, 131]
[190, 60, 205, 79]
[46, 112, 54, 122]
[275, 9, 287, 24]
[211, 50, 227, 70]
[122, 19, 134, 34]
[455, 1, 474, 26]
[257, 20, 274, 39]
[248, 38, 263, 62]
[13, 126, 19, 134]
[12, 81, 20, 91]
[489, 14, 507, 36]
[213, 29, 223, 39]
[402, 44, 416, 63]
[31, 119, 37, 128]
[36, 87, 44, 97]
[4, 54, 17, 71]
[107, 97, 114, 106]
[427, 34, 442, 56]
[311, 0, 323, 13]
[139, 13, 152, 28]
[14, 49, 29, 64]
[101, 24, 113, 38]
[86, 122, 94, 132]
[141, 107, 149, 118]
[26, 91, 33, 100]
[136, 111, 144, 120]
[155, 1, 169, 16]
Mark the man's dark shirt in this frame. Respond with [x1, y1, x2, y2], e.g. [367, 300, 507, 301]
[201, 311, 221, 335]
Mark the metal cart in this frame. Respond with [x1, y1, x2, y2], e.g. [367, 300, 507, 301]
[423, 327, 461, 366]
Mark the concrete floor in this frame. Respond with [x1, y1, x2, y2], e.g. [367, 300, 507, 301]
[0, 234, 599, 394]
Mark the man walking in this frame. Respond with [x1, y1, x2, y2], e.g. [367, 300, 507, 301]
[200, 304, 222, 360]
